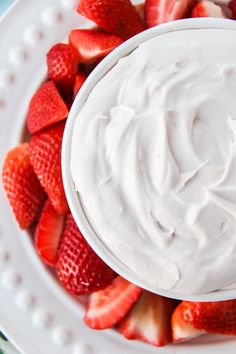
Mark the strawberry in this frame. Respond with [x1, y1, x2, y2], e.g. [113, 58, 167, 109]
[118, 291, 176, 347]
[77, 0, 145, 39]
[2, 143, 46, 229]
[47, 43, 79, 97]
[145, 0, 196, 28]
[69, 29, 124, 65]
[73, 72, 87, 98]
[35, 199, 65, 266]
[84, 276, 142, 329]
[172, 300, 236, 342]
[172, 302, 205, 343]
[135, 3, 145, 21]
[27, 81, 68, 135]
[56, 213, 116, 295]
[229, 0, 236, 19]
[191, 0, 225, 17]
[29, 121, 69, 215]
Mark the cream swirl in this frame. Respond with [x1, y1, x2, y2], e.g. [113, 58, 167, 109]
[71, 28, 236, 294]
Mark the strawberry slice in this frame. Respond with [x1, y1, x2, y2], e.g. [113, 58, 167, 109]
[118, 291, 176, 347]
[27, 81, 68, 135]
[73, 72, 87, 98]
[2, 143, 46, 229]
[145, 0, 196, 28]
[47, 43, 79, 97]
[191, 0, 225, 17]
[135, 3, 145, 21]
[69, 29, 124, 65]
[29, 121, 69, 215]
[84, 276, 142, 329]
[172, 300, 236, 342]
[229, 0, 236, 19]
[77, 0, 145, 39]
[172, 302, 206, 343]
[35, 199, 65, 266]
[56, 213, 116, 295]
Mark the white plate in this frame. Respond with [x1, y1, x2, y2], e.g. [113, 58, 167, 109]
[0, 0, 236, 353]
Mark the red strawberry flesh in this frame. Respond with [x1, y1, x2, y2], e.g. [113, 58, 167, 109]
[118, 291, 176, 346]
[27, 81, 68, 134]
[29, 121, 69, 215]
[84, 276, 142, 329]
[145, 0, 196, 28]
[56, 213, 116, 295]
[77, 0, 145, 39]
[47, 43, 79, 97]
[69, 29, 124, 64]
[35, 199, 65, 266]
[2, 143, 46, 229]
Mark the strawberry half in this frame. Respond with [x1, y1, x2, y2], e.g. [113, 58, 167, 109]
[191, 0, 225, 17]
[47, 43, 79, 97]
[172, 302, 205, 343]
[73, 72, 87, 98]
[27, 81, 68, 135]
[35, 199, 65, 266]
[84, 276, 142, 329]
[69, 29, 124, 65]
[29, 121, 69, 215]
[118, 291, 176, 347]
[2, 143, 46, 229]
[56, 213, 116, 295]
[145, 0, 196, 28]
[229, 0, 236, 19]
[77, 0, 145, 39]
[172, 300, 236, 341]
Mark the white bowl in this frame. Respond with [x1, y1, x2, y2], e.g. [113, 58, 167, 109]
[62, 17, 236, 302]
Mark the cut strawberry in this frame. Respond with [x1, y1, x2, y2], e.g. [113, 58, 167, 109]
[135, 3, 145, 21]
[2, 143, 46, 229]
[73, 72, 87, 98]
[172, 300, 236, 341]
[47, 43, 79, 97]
[27, 81, 68, 135]
[56, 213, 116, 295]
[77, 0, 145, 39]
[118, 291, 176, 347]
[29, 121, 69, 215]
[191, 0, 225, 17]
[145, 0, 196, 28]
[84, 276, 142, 329]
[172, 302, 205, 343]
[35, 199, 65, 266]
[229, 0, 236, 19]
[69, 29, 124, 65]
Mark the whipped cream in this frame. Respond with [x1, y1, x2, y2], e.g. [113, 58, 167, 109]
[71, 28, 236, 294]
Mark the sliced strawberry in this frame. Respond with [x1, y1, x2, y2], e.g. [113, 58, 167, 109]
[172, 300, 236, 340]
[118, 291, 176, 347]
[135, 3, 145, 22]
[29, 121, 69, 215]
[56, 213, 116, 295]
[69, 29, 124, 65]
[73, 72, 87, 98]
[191, 0, 225, 17]
[35, 199, 65, 266]
[47, 43, 79, 97]
[172, 302, 206, 343]
[77, 0, 145, 39]
[84, 276, 142, 329]
[229, 0, 236, 19]
[27, 81, 68, 135]
[145, 0, 196, 28]
[2, 143, 46, 229]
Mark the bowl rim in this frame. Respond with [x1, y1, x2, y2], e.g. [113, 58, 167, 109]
[62, 17, 236, 302]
